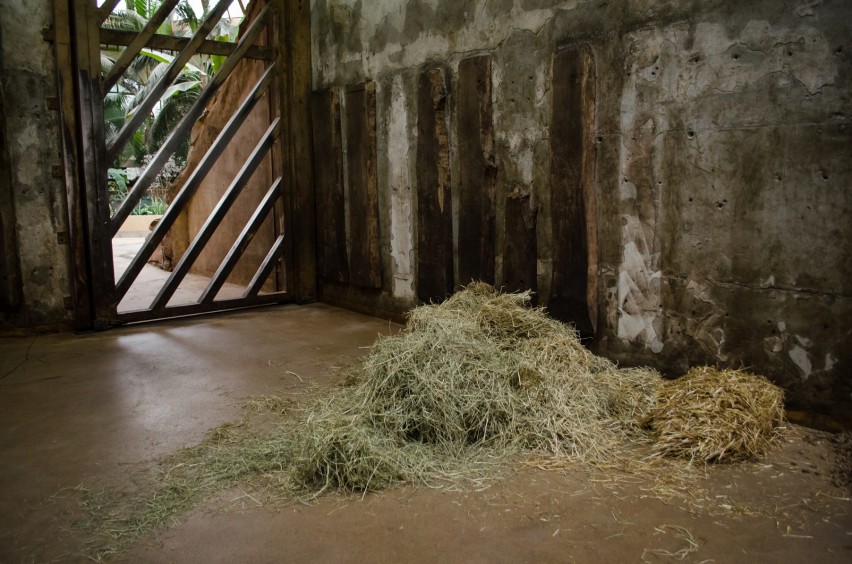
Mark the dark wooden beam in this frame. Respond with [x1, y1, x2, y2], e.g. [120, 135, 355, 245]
[54, 0, 92, 329]
[457, 55, 496, 287]
[278, 0, 317, 302]
[311, 88, 349, 283]
[345, 82, 382, 289]
[503, 189, 538, 302]
[75, 0, 116, 327]
[548, 44, 598, 336]
[416, 68, 453, 302]
[98, 29, 275, 61]
[0, 42, 22, 314]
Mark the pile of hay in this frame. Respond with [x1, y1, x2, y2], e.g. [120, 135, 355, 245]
[72, 284, 791, 557]
[643, 366, 786, 463]
[292, 283, 662, 492]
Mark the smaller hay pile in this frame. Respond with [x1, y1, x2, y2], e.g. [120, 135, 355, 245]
[643, 366, 785, 463]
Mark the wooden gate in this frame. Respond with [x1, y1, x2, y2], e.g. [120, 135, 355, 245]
[53, 0, 315, 329]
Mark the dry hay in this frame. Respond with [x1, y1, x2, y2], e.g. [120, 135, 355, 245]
[291, 282, 663, 492]
[66, 284, 790, 558]
[642, 366, 786, 463]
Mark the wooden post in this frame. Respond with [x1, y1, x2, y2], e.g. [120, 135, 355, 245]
[457, 55, 496, 286]
[311, 88, 349, 284]
[73, 0, 116, 327]
[346, 82, 382, 289]
[549, 44, 598, 336]
[503, 188, 538, 301]
[278, 0, 317, 302]
[416, 68, 453, 302]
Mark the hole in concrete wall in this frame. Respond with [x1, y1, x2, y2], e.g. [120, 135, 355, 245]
[687, 129, 695, 138]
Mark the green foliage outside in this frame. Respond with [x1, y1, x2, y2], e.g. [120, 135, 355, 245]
[103, 0, 241, 217]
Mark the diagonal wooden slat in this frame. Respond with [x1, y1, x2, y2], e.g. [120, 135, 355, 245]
[150, 118, 281, 311]
[114, 63, 276, 298]
[109, 4, 271, 233]
[98, 0, 122, 25]
[102, 0, 181, 93]
[244, 234, 286, 298]
[105, 0, 232, 163]
[200, 177, 282, 304]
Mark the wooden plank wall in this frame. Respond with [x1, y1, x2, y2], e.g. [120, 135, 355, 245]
[503, 188, 538, 302]
[345, 82, 382, 289]
[416, 68, 454, 302]
[310, 88, 349, 283]
[0, 70, 22, 313]
[456, 55, 496, 286]
[548, 45, 598, 335]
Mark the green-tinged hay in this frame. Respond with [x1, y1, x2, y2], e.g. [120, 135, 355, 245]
[643, 366, 786, 463]
[293, 406, 410, 493]
[290, 283, 664, 492]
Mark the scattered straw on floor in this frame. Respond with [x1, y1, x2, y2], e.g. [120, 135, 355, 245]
[642, 366, 786, 463]
[66, 283, 791, 559]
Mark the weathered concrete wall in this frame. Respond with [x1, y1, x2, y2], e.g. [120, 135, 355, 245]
[0, 0, 73, 332]
[310, 0, 851, 419]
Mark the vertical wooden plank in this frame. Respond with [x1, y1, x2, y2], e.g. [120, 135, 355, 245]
[549, 45, 597, 336]
[311, 88, 349, 283]
[346, 82, 382, 289]
[279, 0, 317, 302]
[457, 55, 496, 286]
[503, 189, 538, 300]
[0, 56, 22, 313]
[54, 0, 93, 329]
[74, 0, 116, 327]
[416, 68, 453, 302]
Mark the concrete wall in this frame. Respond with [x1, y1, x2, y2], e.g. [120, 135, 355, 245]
[0, 0, 73, 332]
[310, 0, 851, 418]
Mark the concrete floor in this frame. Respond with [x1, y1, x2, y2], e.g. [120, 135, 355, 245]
[1, 305, 849, 562]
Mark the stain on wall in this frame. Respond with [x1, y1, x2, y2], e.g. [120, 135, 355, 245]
[310, 0, 852, 420]
[0, 0, 72, 332]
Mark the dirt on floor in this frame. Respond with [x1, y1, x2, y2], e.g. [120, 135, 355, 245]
[0, 305, 850, 563]
[16, 399, 852, 563]
[119, 429, 851, 564]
